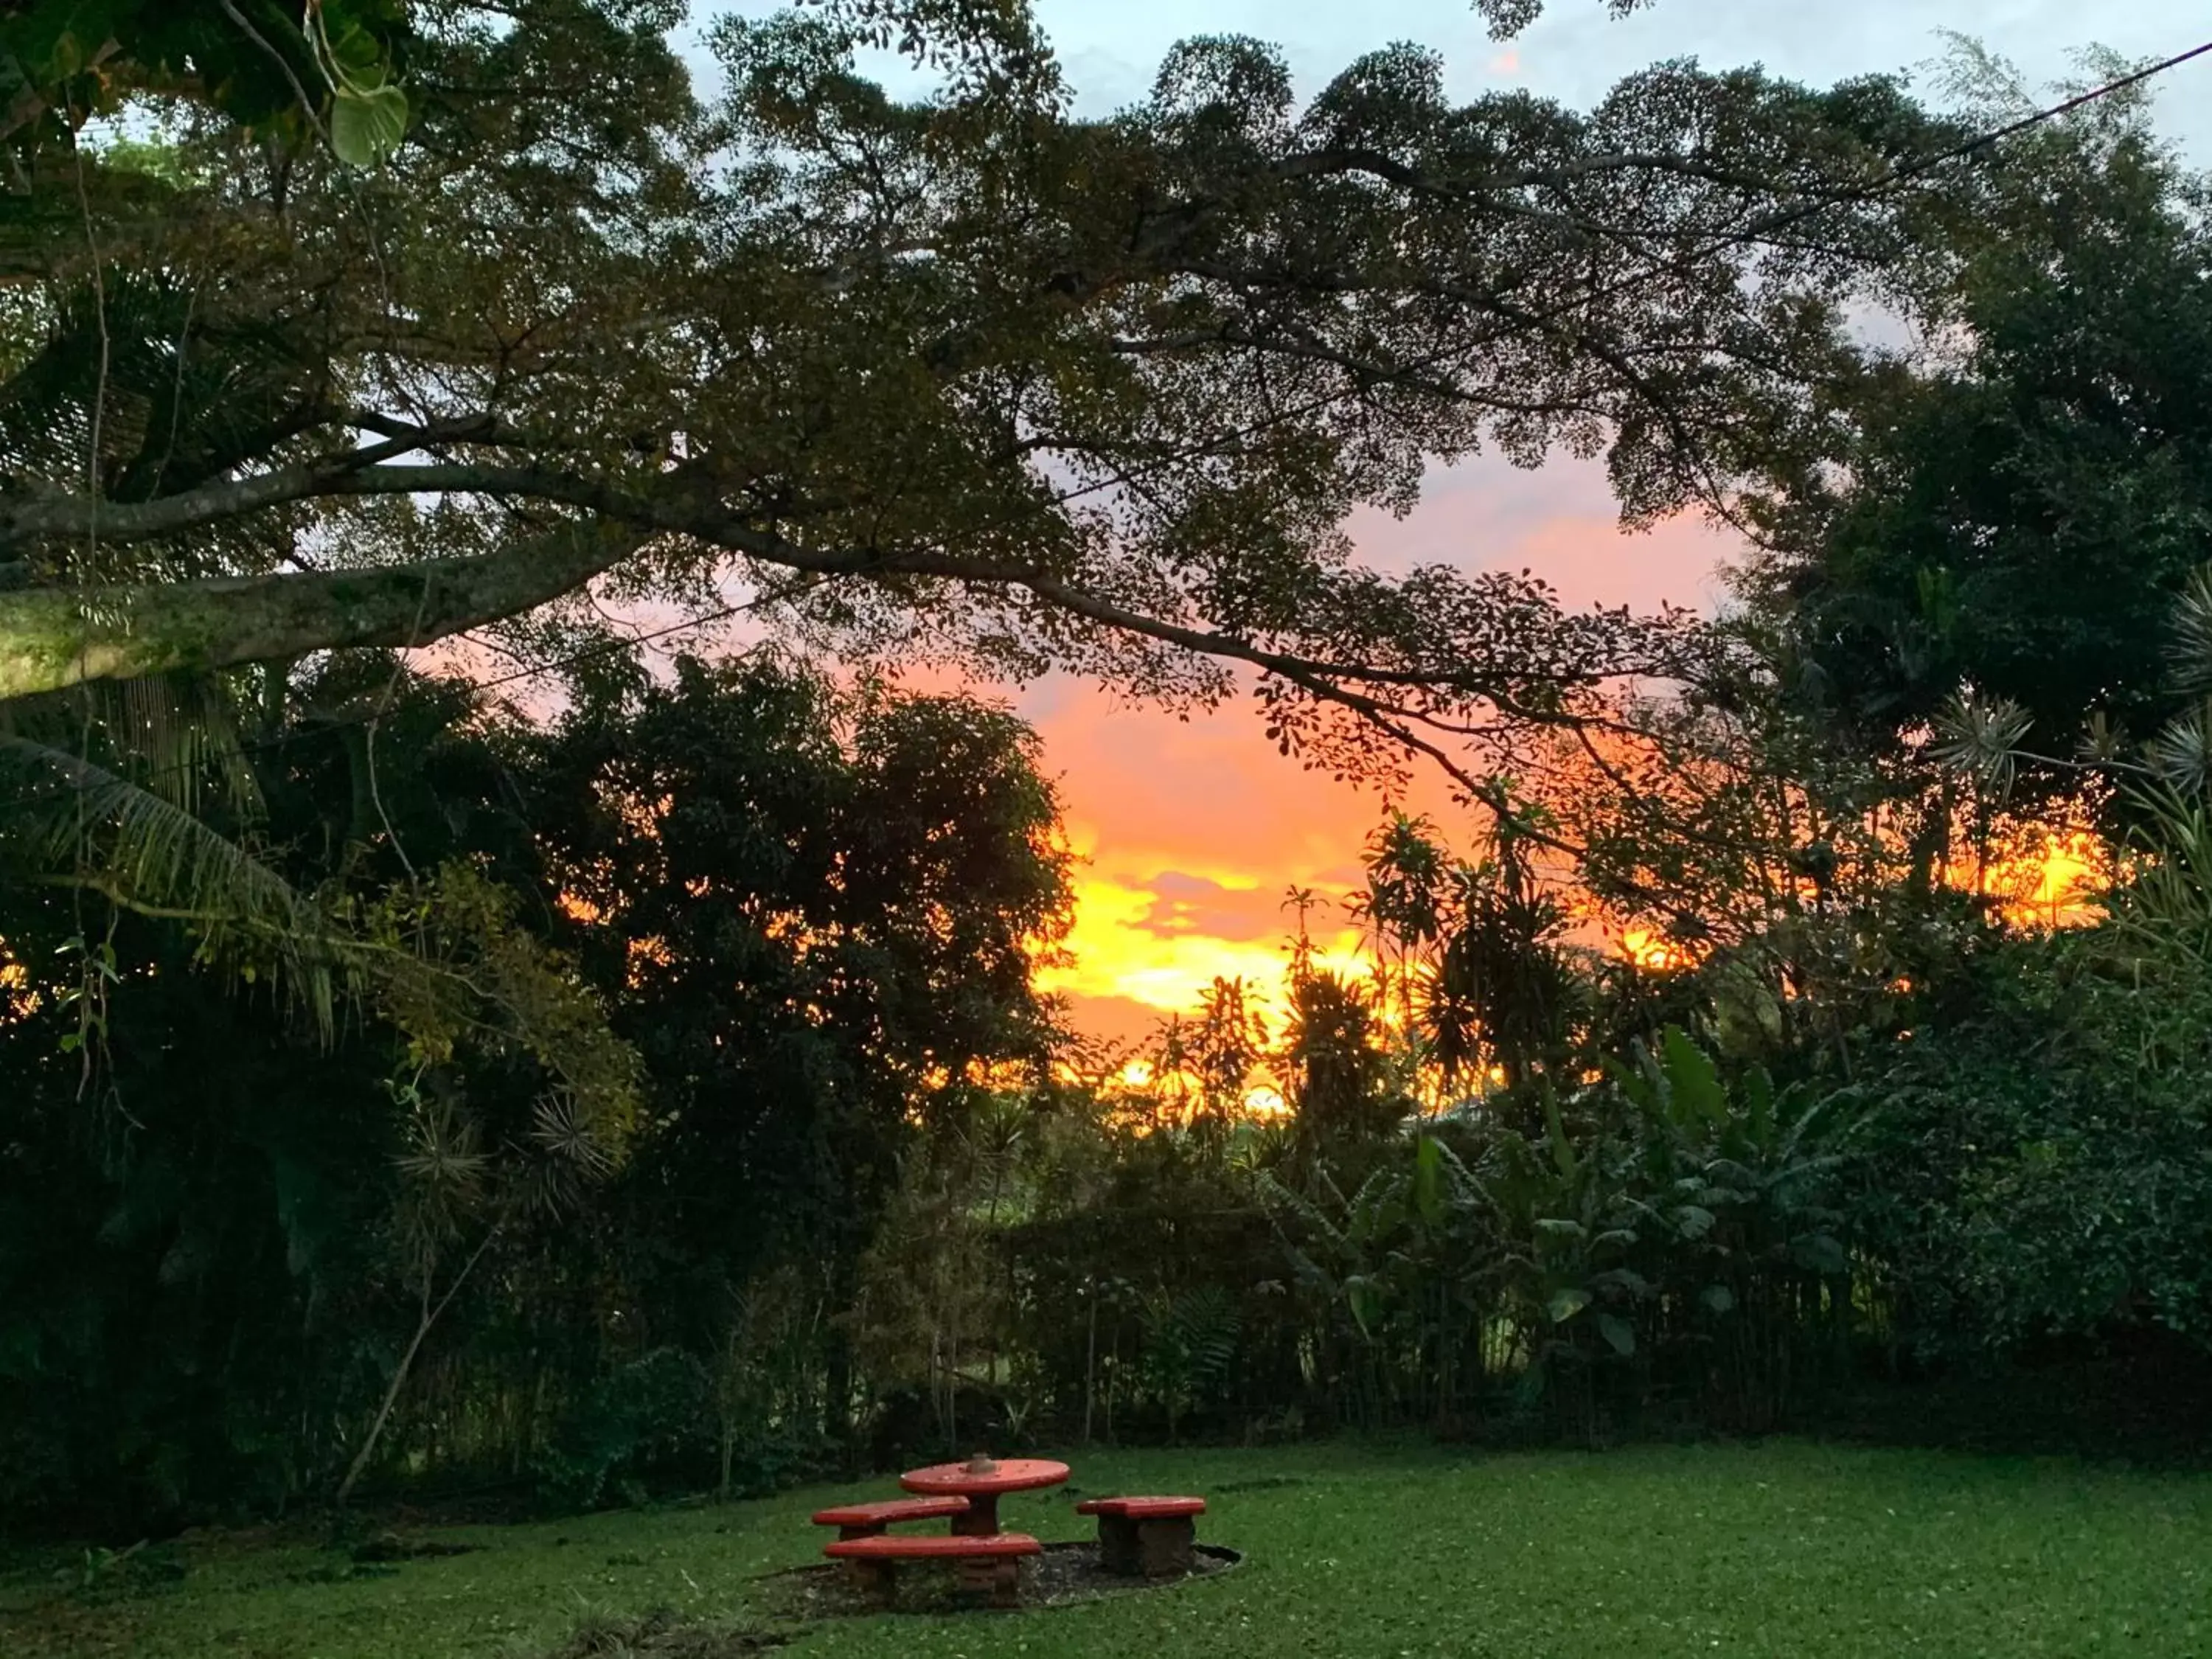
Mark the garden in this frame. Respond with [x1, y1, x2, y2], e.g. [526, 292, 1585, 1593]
[11, 1443, 2212, 1658]
[5, 0, 2212, 1653]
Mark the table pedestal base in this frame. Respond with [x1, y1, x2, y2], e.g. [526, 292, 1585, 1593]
[950, 1496, 1001, 1536]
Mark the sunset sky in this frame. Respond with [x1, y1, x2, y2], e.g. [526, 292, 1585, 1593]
[692, 0, 2212, 1048]
[1017, 463, 1735, 1046]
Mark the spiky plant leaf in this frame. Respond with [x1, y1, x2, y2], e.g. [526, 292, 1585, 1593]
[2146, 703, 2212, 794]
[2169, 563, 2212, 696]
[1929, 684, 2033, 794]
[1416, 950, 1482, 1085]
[2110, 779, 2212, 964]
[2079, 709, 2128, 765]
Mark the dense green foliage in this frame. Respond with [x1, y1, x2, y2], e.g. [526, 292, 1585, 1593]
[1743, 65, 2212, 793]
[0, 658, 1071, 1528]
[2, 1, 413, 163]
[883, 68, 2212, 1467]
[842, 925, 1856, 1455]
[1842, 928, 2212, 1360]
[7, 1442, 2212, 1658]
[0, 0, 1957, 764]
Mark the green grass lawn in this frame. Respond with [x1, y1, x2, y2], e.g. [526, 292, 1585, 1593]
[5, 1440, 2210, 1658]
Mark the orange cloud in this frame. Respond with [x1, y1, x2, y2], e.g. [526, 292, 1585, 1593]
[1032, 814, 1371, 1047]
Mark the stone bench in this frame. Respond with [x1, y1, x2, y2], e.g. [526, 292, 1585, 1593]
[822, 1530, 1042, 1608]
[809, 1495, 972, 1540]
[1074, 1495, 1206, 1576]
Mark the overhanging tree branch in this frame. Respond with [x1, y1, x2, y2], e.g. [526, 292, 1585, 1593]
[0, 521, 644, 698]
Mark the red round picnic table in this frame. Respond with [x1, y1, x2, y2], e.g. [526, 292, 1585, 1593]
[900, 1456, 1070, 1536]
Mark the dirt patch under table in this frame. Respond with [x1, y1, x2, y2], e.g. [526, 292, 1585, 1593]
[763, 1540, 1242, 1618]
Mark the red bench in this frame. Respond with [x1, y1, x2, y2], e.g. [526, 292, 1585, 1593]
[823, 1530, 1042, 1607]
[1074, 1495, 1206, 1576]
[810, 1495, 971, 1540]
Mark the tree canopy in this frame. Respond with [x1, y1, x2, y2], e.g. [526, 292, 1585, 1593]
[2, 0, 417, 167]
[0, 652, 1070, 1522]
[1738, 65, 2212, 789]
[0, 0, 1973, 798]
[19, 5, 2212, 1548]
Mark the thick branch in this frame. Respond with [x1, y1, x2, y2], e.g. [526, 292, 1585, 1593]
[0, 438, 527, 557]
[0, 521, 642, 699]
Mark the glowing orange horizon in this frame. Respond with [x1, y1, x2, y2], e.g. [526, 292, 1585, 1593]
[1042, 822, 2110, 1047]
[1033, 869, 1371, 1026]
[1980, 830, 2107, 930]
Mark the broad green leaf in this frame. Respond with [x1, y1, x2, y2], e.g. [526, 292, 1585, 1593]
[1743, 1065, 1775, 1148]
[1596, 1312, 1635, 1357]
[0, 1323, 41, 1381]
[1412, 1133, 1443, 1227]
[27, 1, 129, 83]
[1662, 1025, 1725, 1124]
[1700, 1283, 1736, 1315]
[1512, 1360, 1549, 1408]
[1345, 1278, 1380, 1340]
[1532, 1217, 1587, 1243]
[330, 83, 409, 167]
[1543, 1086, 1577, 1179]
[327, 20, 390, 83]
[1792, 1233, 1848, 1276]
[1547, 1287, 1589, 1324]
[1674, 1204, 1716, 1240]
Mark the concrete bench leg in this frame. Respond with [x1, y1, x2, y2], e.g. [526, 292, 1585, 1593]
[1095, 1513, 1141, 1575]
[953, 1554, 1023, 1608]
[1136, 1516, 1196, 1577]
[847, 1557, 897, 1606]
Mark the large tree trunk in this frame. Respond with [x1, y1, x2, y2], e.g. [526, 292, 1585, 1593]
[0, 523, 641, 700]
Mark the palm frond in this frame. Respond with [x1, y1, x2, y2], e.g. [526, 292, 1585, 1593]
[97, 672, 265, 816]
[0, 737, 349, 1038]
[2108, 777, 2212, 964]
